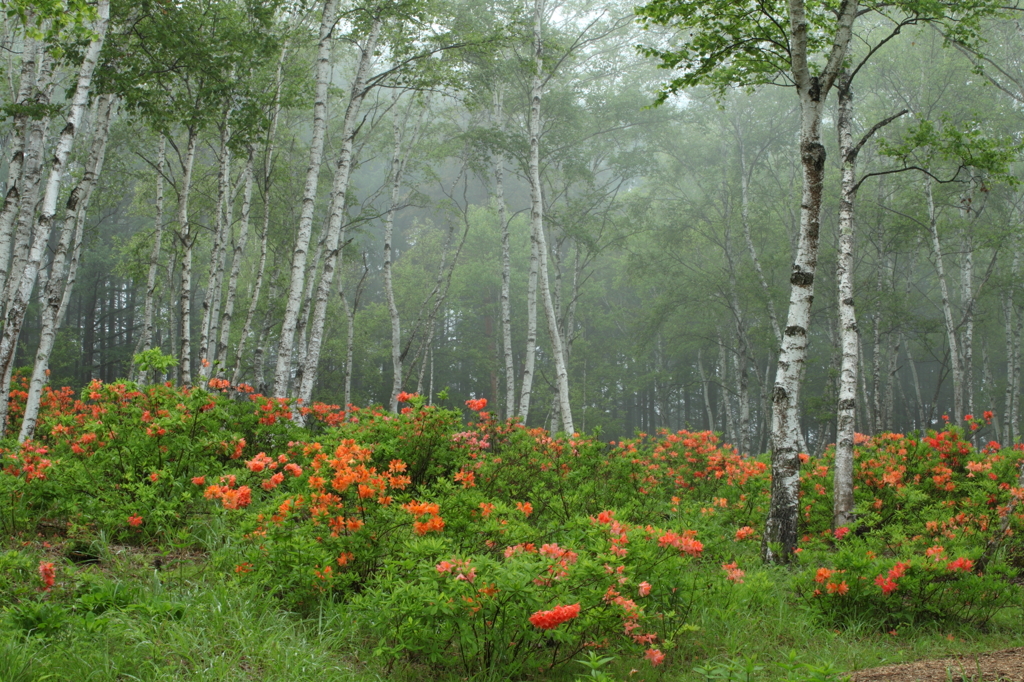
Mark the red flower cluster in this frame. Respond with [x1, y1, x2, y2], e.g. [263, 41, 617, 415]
[205, 481, 252, 509]
[874, 561, 910, 595]
[528, 603, 580, 629]
[466, 398, 487, 412]
[946, 557, 974, 572]
[38, 561, 55, 591]
[403, 500, 444, 535]
[657, 530, 703, 557]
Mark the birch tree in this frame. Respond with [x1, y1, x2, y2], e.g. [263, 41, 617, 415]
[20, 94, 116, 441]
[272, 0, 340, 398]
[0, 0, 109, 430]
[296, 19, 382, 408]
[637, 0, 858, 561]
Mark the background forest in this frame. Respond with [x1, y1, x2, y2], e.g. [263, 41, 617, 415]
[3, 0, 1024, 450]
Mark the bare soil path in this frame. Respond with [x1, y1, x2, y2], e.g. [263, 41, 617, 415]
[849, 648, 1024, 681]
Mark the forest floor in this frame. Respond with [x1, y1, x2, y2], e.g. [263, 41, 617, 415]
[849, 648, 1024, 682]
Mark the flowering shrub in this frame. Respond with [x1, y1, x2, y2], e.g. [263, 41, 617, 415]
[3, 374, 1024, 676]
[797, 426, 1024, 628]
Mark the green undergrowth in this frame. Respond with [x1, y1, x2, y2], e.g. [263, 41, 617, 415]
[2, 542, 1023, 682]
[3, 374, 1024, 680]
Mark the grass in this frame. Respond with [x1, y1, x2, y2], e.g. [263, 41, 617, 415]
[1, 552, 372, 681]
[4, 541, 1022, 682]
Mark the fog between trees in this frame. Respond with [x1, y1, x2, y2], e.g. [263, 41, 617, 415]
[2, 0, 1023, 455]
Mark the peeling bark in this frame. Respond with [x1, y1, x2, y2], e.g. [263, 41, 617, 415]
[272, 0, 340, 398]
[529, 0, 573, 433]
[176, 128, 199, 386]
[927, 178, 963, 420]
[0, 0, 109, 429]
[834, 76, 857, 529]
[20, 96, 115, 441]
[198, 118, 233, 380]
[494, 88, 516, 418]
[216, 149, 254, 377]
[764, 0, 858, 564]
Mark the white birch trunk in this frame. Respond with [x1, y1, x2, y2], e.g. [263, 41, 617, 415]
[383, 110, 406, 413]
[216, 150, 253, 376]
[961, 227, 975, 418]
[198, 120, 232, 379]
[834, 77, 858, 528]
[340, 253, 369, 410]
[718, 336, 733, 443]
[297, 22, 380, 408]
[230, 64, 287, 389]
[529, 0, 573, 433]
[0, 41, 44, 292]
[134, 135, 167, 381]
[293, 235, 324, 390]
[0, 0, 108, 428]
[3, 62, 56, 312]
[20, 94, 114, 442]
[252, 288, 276, 393]
[518, 232, 539, 420]
[176, 129, 199, 386]
[1004, 246, 1021, 441]
[1002, 292, 1015, 442]
[1012, 305, 1023, 438]
[764, 0, 857, 563]
[494, 88, 516, 418]
[927, 177, 963, 420]
[871, 267, 883, 433]
[698, 346, 715, 431]
[272, 0, 339, 398]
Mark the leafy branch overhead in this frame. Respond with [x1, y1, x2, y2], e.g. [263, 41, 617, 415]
[877, 115, 1023, 186]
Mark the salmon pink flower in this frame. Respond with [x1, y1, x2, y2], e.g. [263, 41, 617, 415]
[638, 581, 651, 597]
[722, 561, 745, 583]
[645, 648, 665, 666]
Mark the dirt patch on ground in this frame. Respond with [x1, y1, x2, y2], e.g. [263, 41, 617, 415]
[849, 648, 1024, 681]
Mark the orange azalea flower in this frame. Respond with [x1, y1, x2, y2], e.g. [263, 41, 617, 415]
[645, 648, 665, 666]
[516, 501, 533, 517]
[734, 526, 755, 541]
[529, 603, 580, 629]
[826, 581, 849, 595]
